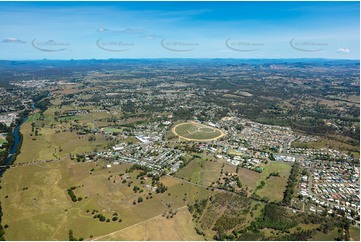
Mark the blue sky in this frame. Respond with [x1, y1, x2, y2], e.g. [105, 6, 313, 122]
[0, 1, 359, 60]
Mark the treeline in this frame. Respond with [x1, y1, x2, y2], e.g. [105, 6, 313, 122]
[36, 99, 51, 113]
[179, 155, 195, 169]
[0, 111, 27, 167]
[253, 203, 297, 231]
[188, 198, 208, 218]
[68, 230, 83, 241]
[282, 162, 300, 206]
[32, 91, 49, 103]
[215, 203, 297, 241]
[126, 164, 167, 193]
[173, 108, 194, 121]
[67, 187, 82, 202]
[155, 182, 167, 194]
[0, 123, 13, 166]
[0, 204, 6, 240]
[213, 200, 352, 241]
[126, 164, 151, 173]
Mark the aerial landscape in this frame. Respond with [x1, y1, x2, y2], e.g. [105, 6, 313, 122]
[0, 1, 359, 241]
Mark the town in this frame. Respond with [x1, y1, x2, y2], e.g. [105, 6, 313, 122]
[0, 59, 359, 241]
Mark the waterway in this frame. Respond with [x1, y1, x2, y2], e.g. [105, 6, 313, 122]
[0, 104, 35, 176]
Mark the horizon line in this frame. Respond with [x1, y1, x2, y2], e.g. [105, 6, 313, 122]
[0, 57, 360, 62]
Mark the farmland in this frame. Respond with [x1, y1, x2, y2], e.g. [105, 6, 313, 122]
[96, 208, 203, 241]
[0, 157, 215, 240]
[255, 162, 292, 201]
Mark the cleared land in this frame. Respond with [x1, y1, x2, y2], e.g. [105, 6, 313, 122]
[15, 106, 115, 164]
[175, 155, 222, 186]
[0, 157, 213, 240]
[350, 226, 360, 241]
[237, 167, 262, 193]
[96, 208, 203, 241]
[102, 127, 123, 133]
[256, 162, 292, 202]
[0, 133, 7, 145]
[172, 121, 225, 141]
[311, 228, 339, 241]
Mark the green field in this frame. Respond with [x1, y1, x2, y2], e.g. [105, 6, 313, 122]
[176, 157, 206, 184]
[58, 116, 80, 121]
[311, 228, 339, 241]
[102, 127, 123, 133]
[175, 155, 223, 186]
[350, 226, 360, 241]
[256, 176, 288, 201]
[172, 122, 224, 141]
[256, 162, 292, 201]
[260, 162, 292, 179]
[0, 134, 7, 145]
[237, 167, 262, 194]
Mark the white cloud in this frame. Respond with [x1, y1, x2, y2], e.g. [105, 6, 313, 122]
[336, 48, 350, 54]
[3, 37, 26, 43]
[96, 28, 109, 32]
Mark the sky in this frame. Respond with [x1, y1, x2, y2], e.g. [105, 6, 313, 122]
[0, 1, 359, 60]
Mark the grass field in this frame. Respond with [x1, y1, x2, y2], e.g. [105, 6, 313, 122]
[260, 162, 292, 179]
[172, 121, 225, 141]
[0, 134, 7, 145]
[222, 161, 291, 198]
[237, 167, 262, 193]
[15, 107, 115, 164]
[350, 226, 360, 241]
[256, 176, 288, 201]
[201, 159, 223, 186]
[311, 228, 339, 241]
[97, 208, 204, 240]
[102, 127, 123, 133]
[176, 158, 205, 184]
[175, 156, 290, 202]
[256, 162, 292, 201]
[0, 157, 213, 240]
[175, 155, 222, 186]
[227, 149, 244, 156]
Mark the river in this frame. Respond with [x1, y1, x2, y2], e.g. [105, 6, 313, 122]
[0, 104, 34, 176]
[0, 93, 50, 176]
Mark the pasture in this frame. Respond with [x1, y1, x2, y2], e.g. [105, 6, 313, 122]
[97, 208, 204, 241]
[237, 167, 262, 193]
[256, 162, 292, 202]
[15, 105, 116, 164]
[102, 127, 123, 133]
[0, 133, 7, 145]
[0, 157, 212, 240]
[175, 155, 222, 186]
